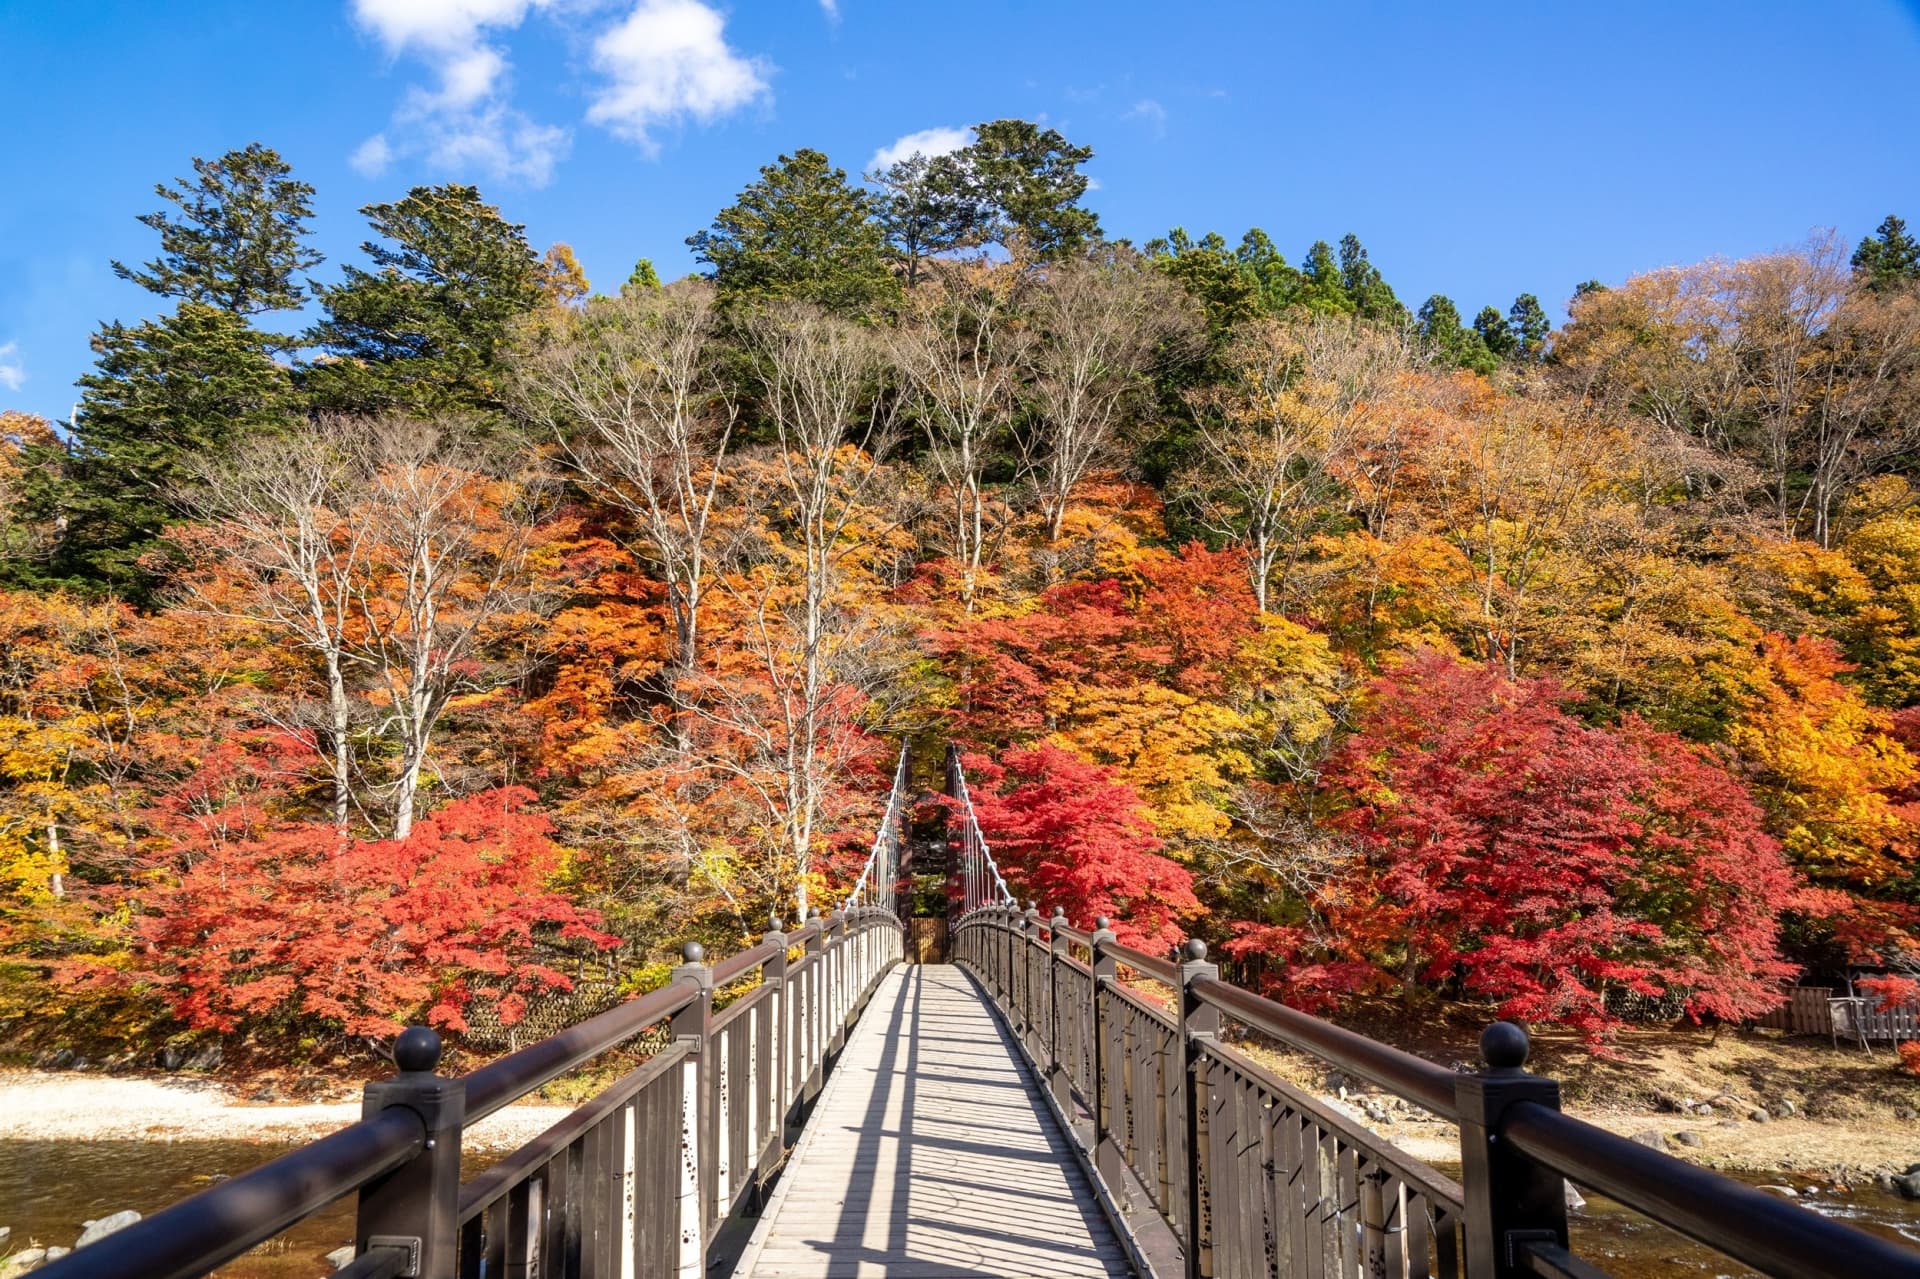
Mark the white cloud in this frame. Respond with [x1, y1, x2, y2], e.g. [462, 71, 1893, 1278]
[350, 133, 394, 176]
[868, 125, 972, 173]
[586, 0, 771, 153]
[347, 0, 767, 177]
[0, 342, 23, 393]
[819, 0, 840, 19]
[349, 0, 569, 185]
[1123, 97, 1168, 137]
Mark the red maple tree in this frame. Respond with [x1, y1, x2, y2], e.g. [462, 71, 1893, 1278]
[960, 745, 1199, 951]
[135, 787, 613, 1039]
[1232, 652, 1804, 1041]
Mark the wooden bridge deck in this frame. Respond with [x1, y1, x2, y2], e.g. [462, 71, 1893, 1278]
[732, 964, 1133, 1279]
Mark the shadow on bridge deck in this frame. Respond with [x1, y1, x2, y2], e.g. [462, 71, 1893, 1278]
[730, 965, 1133, 1279]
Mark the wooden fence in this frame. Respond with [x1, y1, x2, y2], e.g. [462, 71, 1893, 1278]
[1754, 986, 1835, 1035]
[1754, 984, 1920, 1045]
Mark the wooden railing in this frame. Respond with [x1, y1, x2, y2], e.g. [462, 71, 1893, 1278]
[952, 903, 1920, 1279]
[40, 907, 903, 1279]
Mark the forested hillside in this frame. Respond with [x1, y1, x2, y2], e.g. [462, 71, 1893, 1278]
[2, 127, 1918, 1064]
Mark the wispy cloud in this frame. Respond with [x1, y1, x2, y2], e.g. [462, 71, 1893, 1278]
[819, 0, 840, 21]
[868, 125, 972, 173]
[347, 0, 768, 181]
[1123, 97, 1168, 137]
[0, 342, 24, 393]
[585, 0, 771, 154]
[349, 0, 569, 185]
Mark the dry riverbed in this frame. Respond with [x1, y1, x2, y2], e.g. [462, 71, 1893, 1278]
[0, 1068, 571, 1149]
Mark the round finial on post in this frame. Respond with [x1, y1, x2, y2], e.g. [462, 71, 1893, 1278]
[1480, 1021, 1530, 1072]
[393, 1026, 442, 1074]
[1051, 906, 1068, 922]
[1181, 938, 1208, 963]
[681, 940, 706, 965]
[1094, 916, 1111, 931]
[768, 912, 783, 933]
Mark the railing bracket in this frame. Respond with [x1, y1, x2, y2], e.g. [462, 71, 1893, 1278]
[367, 1236, 422, 1278]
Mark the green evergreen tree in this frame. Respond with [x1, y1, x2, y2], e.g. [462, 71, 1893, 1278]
[1148, 228, 1261, 342]
[304, 184, 543, 416]
[1338, 233, 1404, 321]
[1235, 229, 1299, 313]
[959, 119, 1101, 259]
[1296, 240, 1355, 314]
[111, 142, 322, 320]
[625, 258, 663, 293]
[688, 149, 897, 316]
[1507, 293, 1551, 359]
[58, 304, 298, 597]
[1418, 293, 1495, 372]
[869, 150, 988, 287]
[1473, 305, 1515, 357]
[1851, 214, 1920, 290]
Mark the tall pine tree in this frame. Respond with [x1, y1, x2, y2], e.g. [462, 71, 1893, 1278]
[960, 119, 1101, 260]
[111, 142, 322, 321]
[689, 149, 897, 316]
[304, 184, 543, 417]
[1852, 214, 1920, 290]
[62, 305, 297, 597]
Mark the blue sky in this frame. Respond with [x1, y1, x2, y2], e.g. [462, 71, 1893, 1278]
[3, 0, 1919, 423]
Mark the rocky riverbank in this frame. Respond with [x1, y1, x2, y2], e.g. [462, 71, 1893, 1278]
[0, 1067, 571, 1146]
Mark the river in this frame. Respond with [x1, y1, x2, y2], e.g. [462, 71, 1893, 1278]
[2, 1138, 1917, 1276]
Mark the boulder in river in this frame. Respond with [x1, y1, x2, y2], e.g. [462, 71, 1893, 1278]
[1894, 1169, 1920, 1201]
[4, 1248, 47, 1274]
[75, 1210, 141, 1248]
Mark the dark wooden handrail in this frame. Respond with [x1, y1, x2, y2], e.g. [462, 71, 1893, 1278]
[45, 1107, 426, 1279]
[463, 974, 701, 1121]
[39, 913, 906, 1279]
[1191, 972, 1459, 1118]
[951, 902, 1920, 1279]
[1501, 1100, 1920, 1279]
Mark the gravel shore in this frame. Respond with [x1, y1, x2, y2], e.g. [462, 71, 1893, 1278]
[0, 1069, 571, 1150]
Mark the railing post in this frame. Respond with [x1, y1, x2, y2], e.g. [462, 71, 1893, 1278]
[1177, 939, 1220, 1279]
[1456, 1022, 1568, 1279]
[1090, 917, 1123, 1194]
[826, 909, 848, 1055]
[1048, 907, 1070, 1113]
[354, 1027, 465, 1279]
[1005, 902, 1019, 1011]
[670, 942, 714, 1276]
[1023, 901, 1043, 1050]
[759, 915, 788, 1202]
[802, 912, 825, 1104]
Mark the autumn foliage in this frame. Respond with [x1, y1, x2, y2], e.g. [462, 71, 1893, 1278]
[131, 788, 610, 1038]
[7, 172, 1920, 1065]
[1271, 653, 1806, 1040]
[959, 746, 1198, 951]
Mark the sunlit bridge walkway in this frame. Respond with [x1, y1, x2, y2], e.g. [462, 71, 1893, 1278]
[733, 965, 1132, 1279]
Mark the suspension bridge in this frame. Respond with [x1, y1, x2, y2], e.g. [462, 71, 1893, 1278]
[39, 745, 1920, 1279]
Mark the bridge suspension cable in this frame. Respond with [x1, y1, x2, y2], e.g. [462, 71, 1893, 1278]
[947, 746, 1016, 915]
[844, 741, 909, 915]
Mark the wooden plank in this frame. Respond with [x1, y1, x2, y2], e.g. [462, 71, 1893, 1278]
[734, 966, 1131, 1278]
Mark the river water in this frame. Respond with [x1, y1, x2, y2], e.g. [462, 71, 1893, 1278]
[2, 1138, 1917, 1276]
